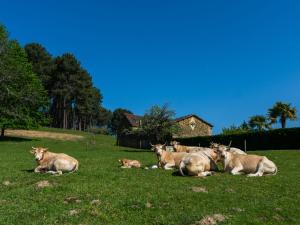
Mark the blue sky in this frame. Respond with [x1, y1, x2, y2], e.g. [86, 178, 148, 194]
[1, 0, 300, 133]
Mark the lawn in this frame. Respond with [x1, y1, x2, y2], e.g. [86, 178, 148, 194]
[0, 129, 299, 225]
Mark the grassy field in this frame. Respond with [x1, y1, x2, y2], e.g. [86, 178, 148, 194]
[0, 129, 299, 225]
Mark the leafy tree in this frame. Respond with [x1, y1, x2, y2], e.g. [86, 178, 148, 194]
[140, 104, 177, 142]
[268, 102, 297, 128]
[221, 122, 250, 135]
[248, 115, 271, 131]
[0, 25, 47, 136]
[24, 43, 55, 91]
[110, 108, 132, 136]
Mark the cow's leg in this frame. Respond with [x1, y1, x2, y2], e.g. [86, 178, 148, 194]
[34, 165, 47, 173]
[46, 170, 63, 175]
[121, 166, 130, 169]
[197, 171, 213, 177]
[247, 161, 264, 177]
[230, 165, 243, 175]
[163, 163, 175, 170]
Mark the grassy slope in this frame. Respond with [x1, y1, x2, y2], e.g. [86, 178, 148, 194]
[0, 131, 299, 225]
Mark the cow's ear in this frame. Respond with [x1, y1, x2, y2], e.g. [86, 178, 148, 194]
[30, 147, 36, 154]
[42, 148, 48, 152]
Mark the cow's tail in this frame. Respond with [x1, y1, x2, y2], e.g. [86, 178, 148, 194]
[179, 161, 186, 176]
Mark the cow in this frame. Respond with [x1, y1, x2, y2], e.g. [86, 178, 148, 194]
[151, 143, 188, 170]
[179, 148, 220, 177]
[30, 147, 79, 175]
[210, 142, 246, 155]
[119, 158, 141, 168]
[216, 144, 277, 177]
[170, 141, 210, 153]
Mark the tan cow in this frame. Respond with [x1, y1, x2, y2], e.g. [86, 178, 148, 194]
[151, 143, 188, 170]
[210, 142, 246, 155]
[119, 158, 141, 168]
[170, 141, 210, 153]
[179, 149, 220, 177]
[216, 145, 277, 177]
[30, 147, 79, 175]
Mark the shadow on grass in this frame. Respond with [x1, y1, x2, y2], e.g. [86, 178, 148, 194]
[172, 171, 183, 177]
[0, 136, 34, 142]
[123, 149, 153, 153]
[21, 169, 35, 173]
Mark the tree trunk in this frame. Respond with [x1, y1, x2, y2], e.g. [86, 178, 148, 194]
[281, 116, 286, 128]
[1, 128, 4, 137]
[63, 97, 66, 129]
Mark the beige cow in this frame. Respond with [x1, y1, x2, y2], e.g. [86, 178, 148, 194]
[119, 158, 141, 168]
[151, 143, 188, 170]
[170, 141, 210, 153]
[179, 149, 220, 177]
[216, 145, 277, 177]
[210, 142, 246, 155]
[30, 147, 79, 175]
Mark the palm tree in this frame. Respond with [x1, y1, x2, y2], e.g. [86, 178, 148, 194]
[248, 115, 271, 131]
[268, 102, 297, 128]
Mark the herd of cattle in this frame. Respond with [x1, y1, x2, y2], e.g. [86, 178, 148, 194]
[30, 140, 277, 177]
[119, 141, 278, 177]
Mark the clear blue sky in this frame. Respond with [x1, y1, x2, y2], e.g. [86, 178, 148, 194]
[1, 0, 300, 133]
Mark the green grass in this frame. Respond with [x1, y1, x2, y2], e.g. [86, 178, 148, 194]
[0, 130, 299, 225]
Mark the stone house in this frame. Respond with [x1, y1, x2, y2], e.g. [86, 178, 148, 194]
[173, 114, 213, 138]
[123, 113, 213, 138]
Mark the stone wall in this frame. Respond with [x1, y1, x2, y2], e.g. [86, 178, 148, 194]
[174, 116, 212, 138]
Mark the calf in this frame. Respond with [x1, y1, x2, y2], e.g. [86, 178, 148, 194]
[216, 145, 277, 177]
[119, 159, 141, 168]
[30, 147, 79, 175]
[151, 144, 188, 170]
[179, 149, 220, 177]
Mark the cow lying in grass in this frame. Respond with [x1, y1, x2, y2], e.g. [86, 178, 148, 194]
[151, 143, 188, 170]
[210, 142, 246, 155]
[179, 149, 220, 177]
[170, 141, 211, 153]
[30, 147, 79, 175]
[216, 145, 277, 177]
[119, 159, 141, 168]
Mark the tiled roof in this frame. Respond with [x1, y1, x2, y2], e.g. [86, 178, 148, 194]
[124, 113, 143, 127]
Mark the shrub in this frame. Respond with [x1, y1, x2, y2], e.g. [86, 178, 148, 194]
[176, 127, 300, 150]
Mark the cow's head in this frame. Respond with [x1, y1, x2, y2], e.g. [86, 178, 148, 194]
[30, 147, 48, 161]
[210, 142, 220, 149]
[150, 143, 166, 155]
[170, 140, 180, 147]
[215, 144, 231, 159]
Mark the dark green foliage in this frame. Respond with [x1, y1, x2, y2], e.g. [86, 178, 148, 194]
[268, 102, 297, 128]
[0, 25, 48, 136]
[248, 115, 271, 131]
[177, 127, 300, 150]
[25, 41, 109, 131]
[24, 43, 55, 90]
[109, 108, 132, 135]
[139, 104, 177, 142]
[221, 121, 250, 135]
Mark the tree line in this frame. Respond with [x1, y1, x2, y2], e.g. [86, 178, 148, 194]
[222, 101, 298, 135]
[0, 24, 111, 136]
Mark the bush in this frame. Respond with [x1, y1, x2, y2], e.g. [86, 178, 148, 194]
[176, 127, 300, 150]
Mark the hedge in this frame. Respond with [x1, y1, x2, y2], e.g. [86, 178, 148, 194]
[175, 127, 300, 151]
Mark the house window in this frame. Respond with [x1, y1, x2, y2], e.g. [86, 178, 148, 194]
[189, 117, 196, 130]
